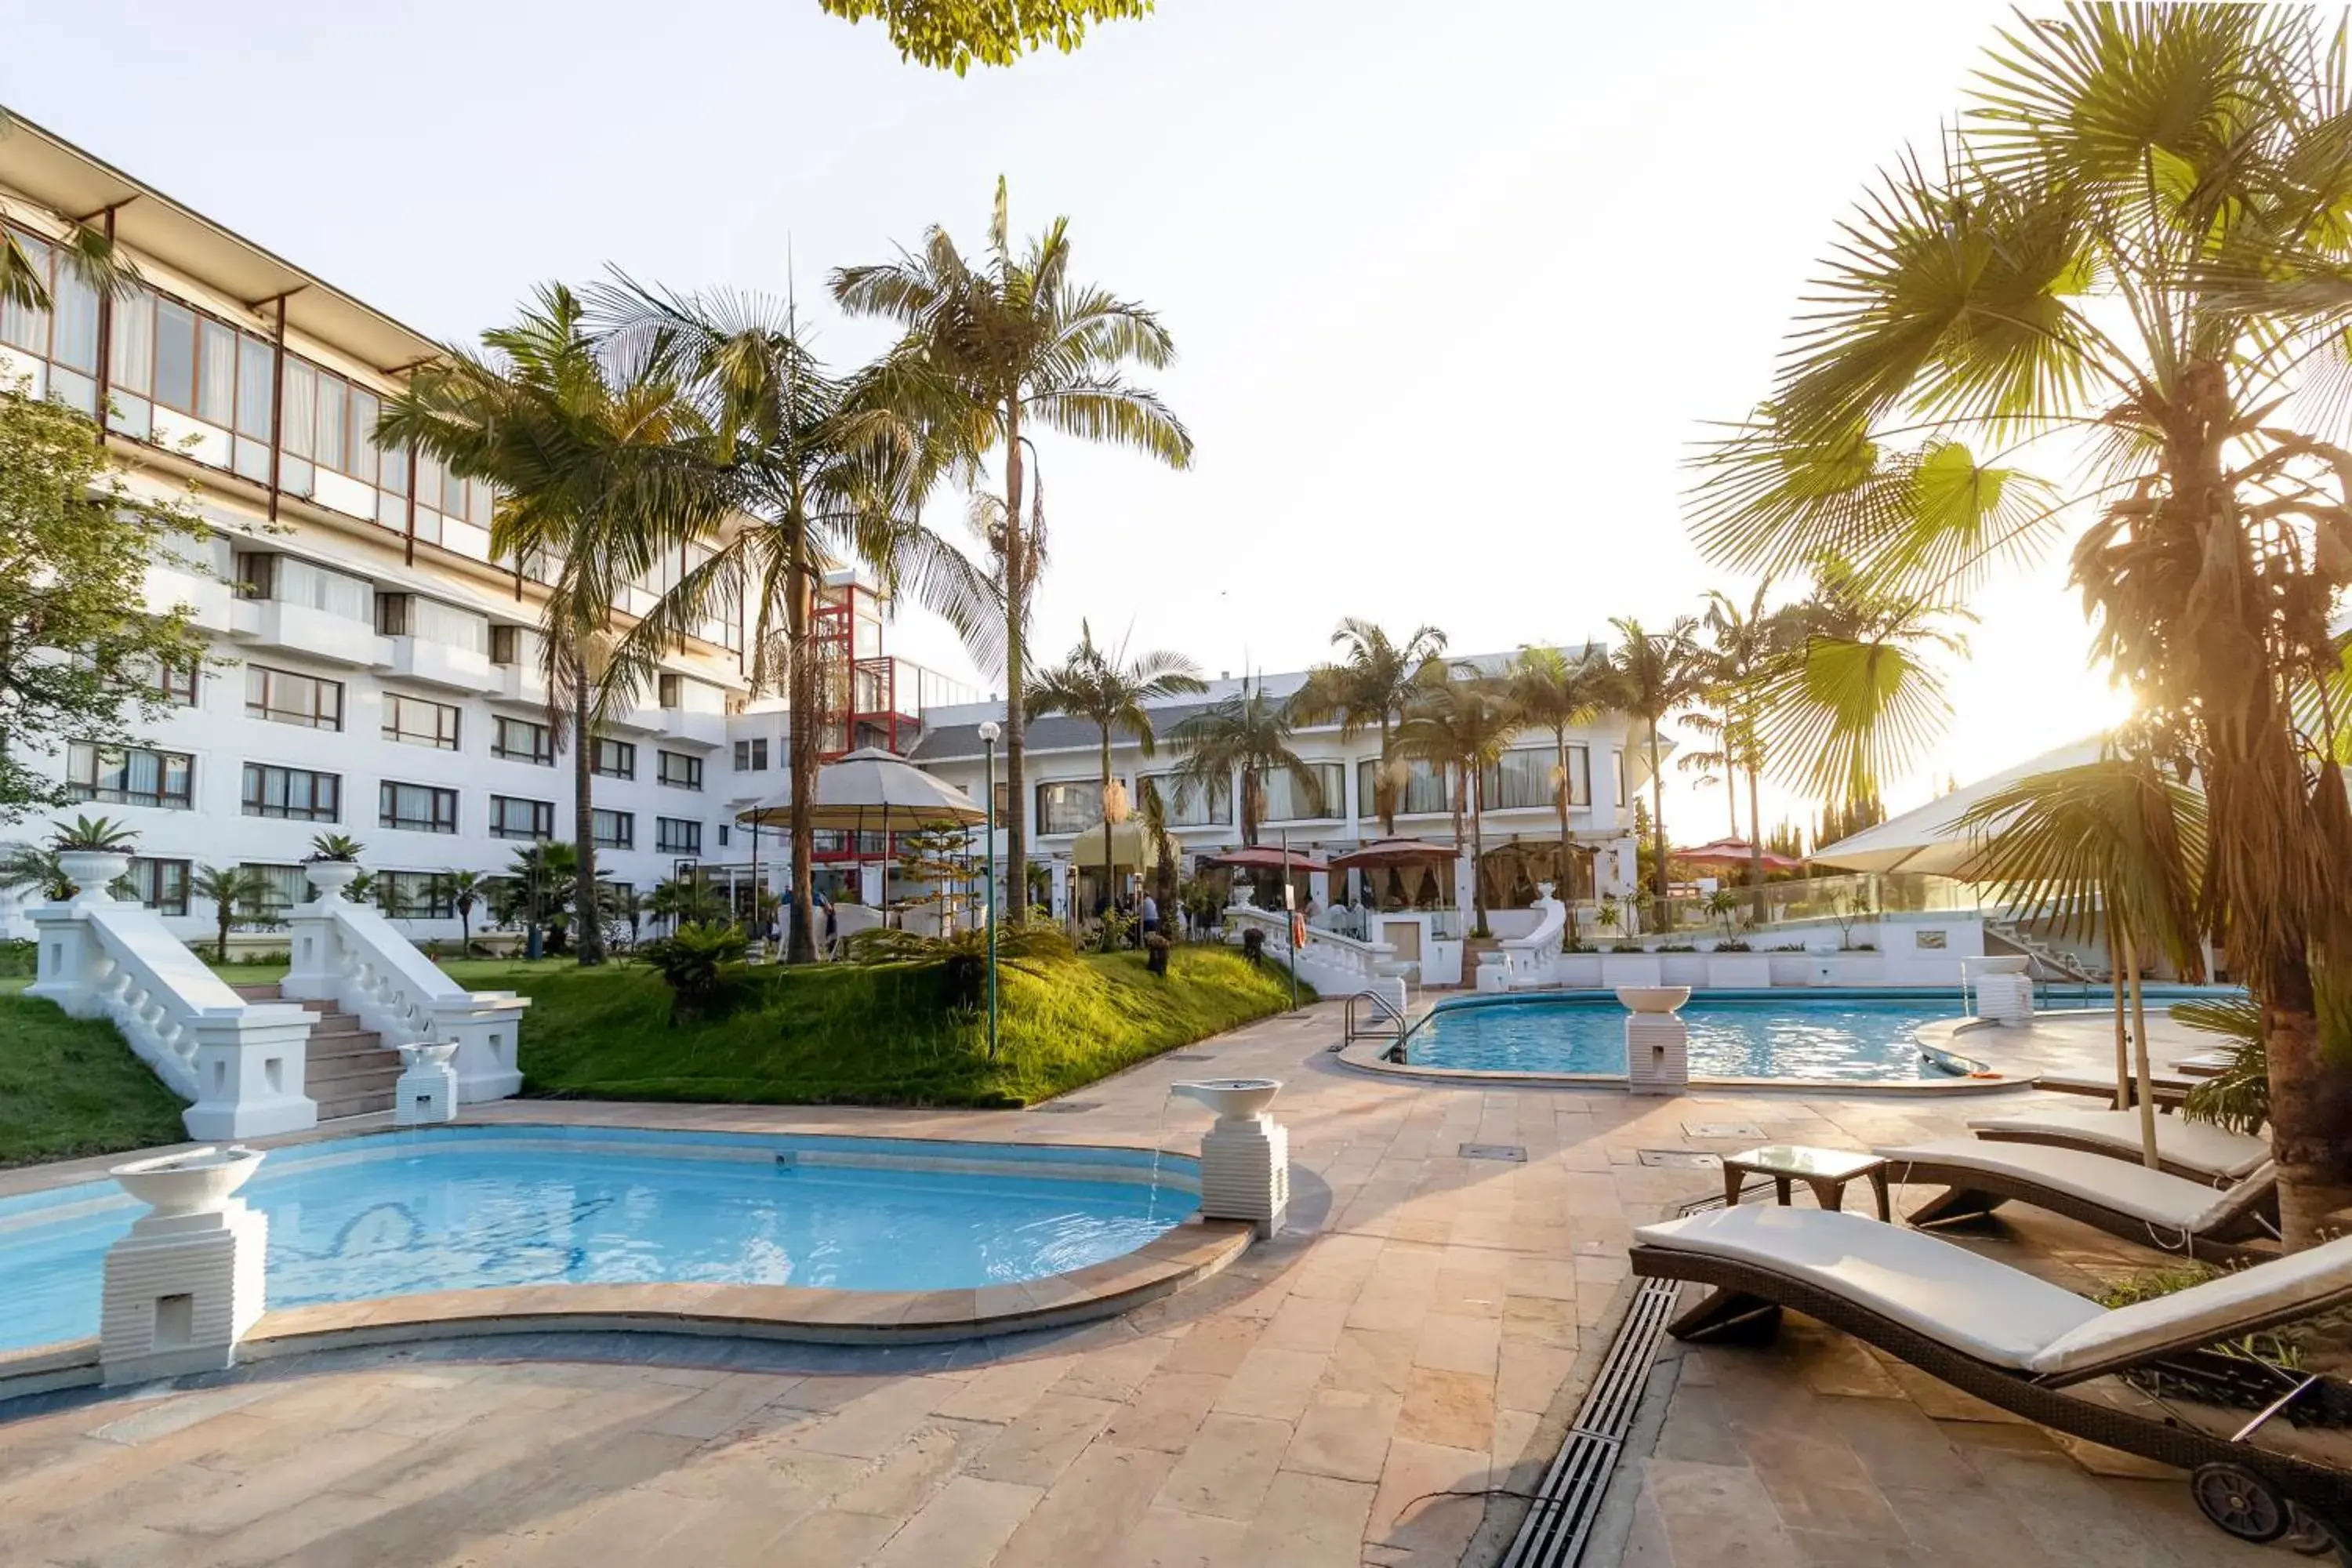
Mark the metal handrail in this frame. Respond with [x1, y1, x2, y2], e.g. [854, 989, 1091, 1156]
[1343, 988, 1409, 1053]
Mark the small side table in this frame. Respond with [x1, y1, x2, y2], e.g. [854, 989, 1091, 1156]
[1722, 1145, 1891, 1221]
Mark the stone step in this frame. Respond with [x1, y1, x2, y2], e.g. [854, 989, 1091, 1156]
[308, 1040, 390, 1067]
[307, 1062, 402, 1098]
[230, 982, 281, 1001]
[316, 1089, 397, 1121]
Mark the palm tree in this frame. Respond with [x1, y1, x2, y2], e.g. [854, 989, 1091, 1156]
[1957, 747, 2207, 1169]
[831, 178, 1194, 906]
[1025, 621, 1205, 946]
[192, 864, 270, 964]
[1393, 671, 1520, 936]
[1505, 644, 1620, 946]
[1685, 6, 2352, 1241]
[1167, 680, 1321, 848]
[644, 875, 717, 934]
[1289, 619, 1450, 836]
[379, 285, 709, 968]
[582, 280, 996, 965]
[1607, 615, 1702, 931]
[0, 842, 70, 904]
[436, 869, 488, 956]
[493, 842, 577, 953]
[1693, 583, 1805, 906]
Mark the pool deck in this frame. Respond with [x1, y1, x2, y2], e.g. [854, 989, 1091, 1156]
[0, 1000, 2295, 1566]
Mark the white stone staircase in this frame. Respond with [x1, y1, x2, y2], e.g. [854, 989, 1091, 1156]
[228, 985, 402, 1120]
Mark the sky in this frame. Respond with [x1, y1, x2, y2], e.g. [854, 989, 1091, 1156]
[4, 0, 2134, 844]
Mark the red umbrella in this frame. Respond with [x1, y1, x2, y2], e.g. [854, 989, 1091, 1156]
[1326, 837, 1458, 872]
[1675, 838, 1802, 873]
[1205, 844, 1330, 873]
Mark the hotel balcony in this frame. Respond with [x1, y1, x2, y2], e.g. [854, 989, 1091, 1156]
[143, 566, 233, 635]
[230, 600, 378, 666]
[659, 704, 728, 749]
[488, 660, 550, 709]
[376, 636, 494, 694]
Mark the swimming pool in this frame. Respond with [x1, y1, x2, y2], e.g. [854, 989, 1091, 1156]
[0, 1126, 1199, 1354]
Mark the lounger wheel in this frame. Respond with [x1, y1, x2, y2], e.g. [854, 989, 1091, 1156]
[2190, 1463, 2291, 1544]
[2284, 1501, 2351, 1560]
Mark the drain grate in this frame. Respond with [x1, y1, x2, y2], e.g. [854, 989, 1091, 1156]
[1028, 1100, 1099, 1114]
[1636, 1149, 1722, 1169]
[1459, 1142, 1528, 1163]
[1681, 1121, 1764, 1140]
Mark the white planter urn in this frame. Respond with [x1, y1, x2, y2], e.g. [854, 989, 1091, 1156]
[1174, 1077, 1283, 1126]
[1535, 881, 1556, 901]
[57, 849, 132, 904]
[111, 1145, 265, 1215]
[305, 861, 362, 902]
[101, 1145, 269, 1385]
[1175, 1079, 1289, 1238]
[1616, 985, 1692, 1014]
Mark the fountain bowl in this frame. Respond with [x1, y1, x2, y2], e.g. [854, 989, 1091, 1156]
[1616, 985, 1692, 1014]
[1174, 1078, 1283, 1121]
[111, 1145, 264, 1216]
[400, 1042, 462, 1069]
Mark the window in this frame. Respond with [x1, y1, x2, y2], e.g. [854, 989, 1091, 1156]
[1357, 757, 1450, 818]
[733, 738, 768, 771]
[153, 298, 196, 413]
[1264, 762, 1345, 822]
[1482, 746, 1590, 811]
[1137, 771, 1230, 828]
[1613, 750, 1626, 809]
[67, 743, 193, 809]
[242, 763, 341, 822]
[1036, 780, 1102, 836]
[379, 594, 486, 652]
[152, 661, 198, 707]
[717, 824, 730, 848]
[125, 858, 190, 916]
[658, 673, 683, 708]
[490, 625, 522, 665]
[274, 558, 372, 622]
[592, 737, 636, 779]
[245, 666, 344, 730]
[592, 808, 634, 849]
[382, 693, 460, 750]
[379, 781, 459, 835]
[489, 795, 555, 840]
[376, 870, 454, 920]
[492, 717, 554, 765]
[655, 817, 701, 855]
[658, 750, 703, 790]
[240, 863, 312, 919]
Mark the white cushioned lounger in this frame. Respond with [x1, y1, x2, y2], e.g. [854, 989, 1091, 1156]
[1965, 1110, 2272, 1182]
[1633, 1206, 2352, 1381]
[1879, 1138, 2272, 1233]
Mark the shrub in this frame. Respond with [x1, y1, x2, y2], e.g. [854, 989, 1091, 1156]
[51, 815, 137, 852]
[1241, 928, 1266, 965]
[0, 938, 34, 977]
[637, 921, 751, 1022]
[306, 833, 365, 863]
[844, 917, 1075, 1010]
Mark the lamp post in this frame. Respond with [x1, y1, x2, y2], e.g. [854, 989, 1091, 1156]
[978, 720, 1002, 1060]
[1281, 825, 1299, 1013]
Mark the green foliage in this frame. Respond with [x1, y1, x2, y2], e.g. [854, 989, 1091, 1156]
[635, 921, 752, 1022]
[1291, 619, 1450, 836]
[49, 814, 138, 852]
[818, 0, 1152, 74]
[0, 938, 34, 976]
[0, 387, 216, 824]
[2177, 995, 2271, 1135]
[845, 916, 1073, 1008]
[0, 840, 71, 902]
[1167, 680, 1314, 846]
[191, 864, 274, 964]
[306, 833, 365, 863]
[0, 980, 190, 1167]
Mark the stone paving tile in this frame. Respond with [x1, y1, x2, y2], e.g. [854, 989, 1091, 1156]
[991, 1439, 1175, 1566]
[961, 1392, 1118, 1489]
[867, 1475, 1043, 1568]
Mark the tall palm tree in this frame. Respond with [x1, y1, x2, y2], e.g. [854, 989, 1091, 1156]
[1025, 621, 1205, 943]
[831, 179, 1193, 906]
[1607, 616, 1702, 931]
[1289, 619, 1450, 835]
[192, 864, 270, 964]
[1686, 5, 2352, 1241]
[1393, 671, 1520, 936]
[434, 869, 488, 956]
[1167, 679, 1320, 848]
[1505, 644, 1620, 945]
[583, 280, 996, 964]
[379, 285, 708, 967]
[1693, 583, 1804, 906]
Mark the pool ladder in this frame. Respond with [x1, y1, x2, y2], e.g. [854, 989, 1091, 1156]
[1341, 989, 1410, 1060]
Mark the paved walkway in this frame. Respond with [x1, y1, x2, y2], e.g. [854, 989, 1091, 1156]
[0, 1000, 2292, 1566]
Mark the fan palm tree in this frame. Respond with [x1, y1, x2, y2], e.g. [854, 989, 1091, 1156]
[831, 178, 1193, 902]
[435, 869, 488, 956]
[192, 864, 270, 964]
[1685, 6, 2352, 1241]
[581, 279, 997, 965]
[1607, 615, 1703, 931]
[1504, 644, 1620, 945]
[1025, 620, 1205, 946]
[0, 841, 70, 904]
[1393, 671, 1520, 937]
[1289, 619, 1450, 835]
[1956, 747, 2208, 1169]
[379, 285, 712, 968]
[1690, 583, 1805, 898]
[1167, 679, 1320, 848]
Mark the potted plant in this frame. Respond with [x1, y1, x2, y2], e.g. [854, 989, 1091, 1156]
[51, 815, 138, 902]
[303, 833, 366, 902]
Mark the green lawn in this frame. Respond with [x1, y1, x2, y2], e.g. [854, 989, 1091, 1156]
[0, 979, 193, 1168]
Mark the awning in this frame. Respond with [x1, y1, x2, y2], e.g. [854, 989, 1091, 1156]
[737, 747, 985, 832]
[1066, 821, 1156, 869]
[1327, 837, 1457, 872]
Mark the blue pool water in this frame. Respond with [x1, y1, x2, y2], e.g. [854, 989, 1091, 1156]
[1404, 993, 1973, 1082]
[0, 1127, 1196, 1353]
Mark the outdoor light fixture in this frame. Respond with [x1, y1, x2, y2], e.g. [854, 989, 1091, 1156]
[978, 720, 1002, 1060]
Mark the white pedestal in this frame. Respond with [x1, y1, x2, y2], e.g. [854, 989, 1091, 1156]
[394, 1044, 460, 1126]
[1198, 1116, 1290, 1238]
[100, 1202, 267, 1385]
[1976, 973, 2034, 1026]
[1626, 1013, 1690, 1094]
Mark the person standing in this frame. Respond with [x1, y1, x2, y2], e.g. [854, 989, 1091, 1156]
[1140, 890, 1160, 939]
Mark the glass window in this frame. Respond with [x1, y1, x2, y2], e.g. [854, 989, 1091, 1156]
[125, 857, 190, 916]
[592, 737, 636, 779]
[274, 557, 372, 621]
[441, 466, 467, 519]
[658, 750, 702, 790]
[196, 319, 236, 425]
[655, 817, 701, 855]
[67, 742, 193, 809]
[1357, 757, 1450, 818]
[592, 808, 633, 849]
[1481, 746, 1585, 811]
[241, 762, 341, 822]
[235, 335, 274, 441]
[1613, 750, 1626, 808]
[1263, 762, 1345, 822]
[492, 716, 554, 765]
[0, 231, 48, 352]
[314, 371, 347, 473]
[154, 661, 198, 706]
[345, 387, 379, 483]
[733, 738, 768, 771]
[50, 264, 99, 374]
[281, 360, 315, 459]
[376, 869, 455, 920]
[489, 795, 554, 840]
[245, 666, 343, 730]
[413, 449, 441, 514]
[108, 286, 153, 396]
[153, 299, 196, 412]
[379, 781, 458, 834]
[380, 440, 409, 498]
[382, 692, 459, 750]
[489, 625, 521, 665]
[1036, 780, 1101, 836]
[408, 597, 486, 653]
[1138, 771, 1230, 828]
[240, 862, 311, 918]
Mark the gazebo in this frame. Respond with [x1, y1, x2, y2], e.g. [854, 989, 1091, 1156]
[739, 748, 984, 929]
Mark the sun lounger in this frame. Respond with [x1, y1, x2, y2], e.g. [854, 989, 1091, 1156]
[1876, 1138, 2277, 1261]
[1966, 1110, 2272, 1185]
[2034, 1069, 2196, 1108]
[1630, 1205, 2352, 1548]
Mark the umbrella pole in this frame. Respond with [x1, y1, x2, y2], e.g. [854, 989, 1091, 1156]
[2111, 944, 2131, 1112]
[2125, 931, 2158, 1170]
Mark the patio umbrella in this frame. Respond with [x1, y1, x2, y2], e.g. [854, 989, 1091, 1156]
[1326, 837, 1456, 872]
[1205, 844, 1330, 872]
[739, 749, 984, 927]
[1813, 739, 2105, 874]
[1675, 838, 1804, 873]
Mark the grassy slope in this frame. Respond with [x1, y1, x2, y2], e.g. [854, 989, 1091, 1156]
[497, 947, 1297, 1109]
[0, 979, 191, 1168]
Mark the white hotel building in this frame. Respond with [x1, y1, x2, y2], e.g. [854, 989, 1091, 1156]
[0, 114, 1650, 949]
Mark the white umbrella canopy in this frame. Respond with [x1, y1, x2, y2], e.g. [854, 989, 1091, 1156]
[737, 748, 985, 831]
[1811, 738, 2107, 875]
